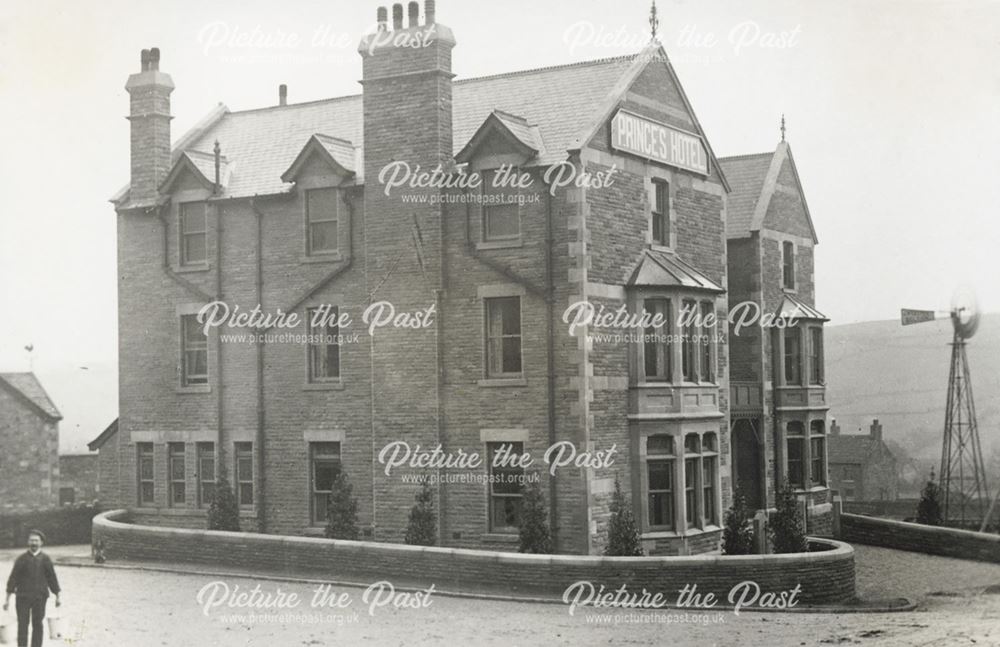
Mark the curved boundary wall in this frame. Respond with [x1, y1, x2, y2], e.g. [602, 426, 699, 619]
[94, 510, 855, 605]
[841, 513, 1000, 563]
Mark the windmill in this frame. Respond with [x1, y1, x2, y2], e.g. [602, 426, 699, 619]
[901, 286, 990, 528]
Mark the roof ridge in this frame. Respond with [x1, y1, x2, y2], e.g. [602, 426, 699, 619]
[718, 152, 773, 161]
[454, 54, 637, 84]
[211, 55, 637, 118]
[226, 93, 362, 116]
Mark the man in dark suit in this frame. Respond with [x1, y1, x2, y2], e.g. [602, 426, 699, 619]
[3, 530, 61, 647]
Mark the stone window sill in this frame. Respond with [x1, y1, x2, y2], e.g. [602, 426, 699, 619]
[304, 381, 345, 391]
[476, 239, 522, 251]
[481, 532, 519, 543]
[477, 378, 527, 387]
[176, 385, 211, 395]
[301, 252, 342, 264]
[174, 264, 211, 274]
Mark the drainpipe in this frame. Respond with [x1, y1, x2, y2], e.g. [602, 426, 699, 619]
[153, 203, 213, 302]
[542, 178, 558, 551]
[215, 202, 225, 474]
[250, 198, 267, 532]
[436, 198, 449, 544]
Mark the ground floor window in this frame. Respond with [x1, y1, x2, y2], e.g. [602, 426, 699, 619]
[137, 443, 154, 506]
[784, 418, 827, 489]
[646, 435, 674, 530]
[310, 442, 341, 524]
[197, 442, 216, 507]
[235, 442, 254, 507]
[168, 442, 186, 506]
[487, 442, 524, 532]
[640, 430, 719, 532]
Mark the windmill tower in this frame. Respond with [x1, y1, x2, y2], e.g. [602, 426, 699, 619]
[902, 286, 990, 527]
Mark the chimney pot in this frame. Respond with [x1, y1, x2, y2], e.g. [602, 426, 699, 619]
[425, 0, 436, 24]
[408, 1, 419, 27]
[140, 49, 150, 71]
[149, 47, 160, 71]
[377, 6, 388, 30]
[392, 3, 403, 29]
[279, 84, 288, 106]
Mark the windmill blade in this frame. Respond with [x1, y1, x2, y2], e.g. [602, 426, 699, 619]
[901, 309, 938, 326]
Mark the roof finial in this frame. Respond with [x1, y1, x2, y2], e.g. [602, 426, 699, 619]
[780, 114, 786, 142]
[649, 0, 659, 40]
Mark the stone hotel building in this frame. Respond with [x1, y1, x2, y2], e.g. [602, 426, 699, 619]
[101, 0, 829, 555]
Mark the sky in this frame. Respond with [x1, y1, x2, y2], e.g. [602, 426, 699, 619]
[0, 0, 998, 450]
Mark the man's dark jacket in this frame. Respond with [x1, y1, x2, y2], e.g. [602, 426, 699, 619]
[5, 552, 60, 599]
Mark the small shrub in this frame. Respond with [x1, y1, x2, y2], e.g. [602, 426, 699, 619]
[770, 480, 807, 554]
[604, 475, 644, 556]
[519, 476, 553, 554]
[404, 477, 437, 546]
[325, 472, 360, 541]
[916, 475, 943, 526]
[207, 476, 241, 532]
[722, 489, 754, 555]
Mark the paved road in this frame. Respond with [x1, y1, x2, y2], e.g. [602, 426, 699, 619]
[0, 545, 997, 646]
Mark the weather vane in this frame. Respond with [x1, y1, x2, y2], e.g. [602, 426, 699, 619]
[780, 114, 786, 142]
[649, 0, 659, 40]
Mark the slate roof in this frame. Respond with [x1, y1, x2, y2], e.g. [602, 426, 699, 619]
[829, 434, 890, 465]
[88, 418, 119, 451]
[627, 249, 724, 292]
[718, 144, 818, 243]
[131, 55, 637, 201]
[718, 152, 772, 239]
[777, 294, 828, 321]
[0, 373, 62, 421]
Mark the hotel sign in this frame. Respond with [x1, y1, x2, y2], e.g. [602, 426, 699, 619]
[610, 109, 709, 175]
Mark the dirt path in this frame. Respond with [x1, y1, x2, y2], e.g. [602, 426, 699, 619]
[0, 545, 997, 646]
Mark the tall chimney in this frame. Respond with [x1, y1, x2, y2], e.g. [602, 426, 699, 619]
[870, 419, 883, 443]
[125, 47, 174, 206]
[392, 3, 403, 29]
[830, 419, 840, 437]
[425, 0, 435, 24]
[279, 84, 288, 106]
[377, 6, 388, 30]
[408, 1, 419, 27]
[358, 2, 455, 540]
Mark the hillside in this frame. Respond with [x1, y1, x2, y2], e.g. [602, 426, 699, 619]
[826, 313, 1000, 472]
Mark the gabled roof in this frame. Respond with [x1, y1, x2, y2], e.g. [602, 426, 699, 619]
[88, 418, 118, 451]
[114, 42, 731, 203]
[0, 373, 62, 421]
[627, 249, 724, 292]
[719, 142, 817, 242]
[455, 110, 545, 164]
[159, 149, 231, 194]
[777, 294, 828, 321]
[281, 134, 359, 183]
[829, 434, 894, 465]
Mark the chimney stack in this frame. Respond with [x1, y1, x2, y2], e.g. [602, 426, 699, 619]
[830, 419, 840, 436]
[408, 1, 419, 27]
[125, 46, 174, 206]
[279, 84, 288, 106]
[392, 3, 403, 29]
[426, 0, 435, 24]
[377, 6, 388, 30]
[870, 419, 883, 443]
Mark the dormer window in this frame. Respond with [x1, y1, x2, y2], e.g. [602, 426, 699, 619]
[180, 202, 208, 266]
[306, 188, 339, 255]
[482, 168, 520, 242]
